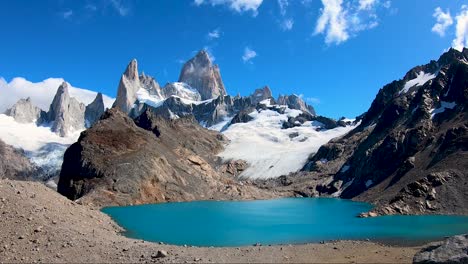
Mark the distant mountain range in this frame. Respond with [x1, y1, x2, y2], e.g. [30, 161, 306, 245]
[0, 48, 466, 217]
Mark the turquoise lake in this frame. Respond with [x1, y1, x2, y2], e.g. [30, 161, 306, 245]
[102, 198, 468, 247]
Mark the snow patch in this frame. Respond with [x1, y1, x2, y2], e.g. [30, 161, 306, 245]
[430, 101, 457, 119]
[0, 114, 80, 178]
[400, 71, 436, 94]
[219, 108, 356, 179]
[365, 180, 373, 188]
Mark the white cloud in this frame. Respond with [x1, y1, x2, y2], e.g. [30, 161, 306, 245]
[110, 0, 130, 16]
[242, 47, 257, 63]
[314, 0, 382, 45]
[281, 19, 294, 31]
[0, 77, 114, 113]
[358, 0, 376, 11]
[452, 5, 468, 51]
[314, 0, 349, 44]
[432, 7, 453, 37]
[207, 29, 221, 39]
[194, 0, 263, 15]
[61, 10, 73, 19]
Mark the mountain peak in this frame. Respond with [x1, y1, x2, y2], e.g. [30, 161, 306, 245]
[124, 59, 139, 81]
[194, 49, 212, 66]
[178, 49, 226, 100]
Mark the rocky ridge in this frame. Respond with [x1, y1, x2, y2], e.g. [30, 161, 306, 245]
[57, 108, 277, 206]
[5, 82, 106, 137]
[286, 48, 468, 216]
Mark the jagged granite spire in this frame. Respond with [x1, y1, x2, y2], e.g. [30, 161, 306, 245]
[4, 97, 46, 124]
[112, 59, 141, 114]
[178, 50, 226, 100]
[277, 94, 316, 116]
[85, 92, 105, 127]
[48, 82, 86, 137]
[250, 86, 273, 105]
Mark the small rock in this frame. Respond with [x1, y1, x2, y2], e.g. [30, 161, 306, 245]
[18, 235, 25, 240]
[153, 250, 168, 258]
[34, 226, 43, 233]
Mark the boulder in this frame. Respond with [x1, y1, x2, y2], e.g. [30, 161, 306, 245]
[413, 234, 468, 264]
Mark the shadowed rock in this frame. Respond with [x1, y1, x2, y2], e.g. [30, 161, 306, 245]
[178, 50, 226, 100]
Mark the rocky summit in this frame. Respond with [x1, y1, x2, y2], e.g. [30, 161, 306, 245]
[178, 50, 226, 100]
[4, 97, 46, 124]
[5, 82, 106, 137]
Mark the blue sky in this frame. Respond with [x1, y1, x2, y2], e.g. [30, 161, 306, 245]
[0, 0, 467, 118]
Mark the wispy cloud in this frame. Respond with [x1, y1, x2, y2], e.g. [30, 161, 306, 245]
[277, 0, 294, 31]
[278, 0, 288, 16]
[305, 97, 321, 105]
[314, 0, 385, 45]
[432, 7, 453, 37]
[358, 0, 376, 11]
[61, 10, 73, 19]
[207, 29, 221, 40]
[242, 47, 257, 63]
[281, 19, 294, 31]
[85, 4, 97, 12]
[194, 0, 263, 16]
[110, 0, 130, 16]
[452, 5, 468, 51]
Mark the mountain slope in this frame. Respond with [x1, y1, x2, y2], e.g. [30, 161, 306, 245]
[301, 48, 468, 216]
[57, 108, 275, 206]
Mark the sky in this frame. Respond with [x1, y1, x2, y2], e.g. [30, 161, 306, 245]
[0, 0, 467, 118]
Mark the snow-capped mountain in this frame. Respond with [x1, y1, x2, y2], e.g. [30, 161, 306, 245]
[108, 50, 351, 179]
[0, 49, 352, 184]
[0, 79, 115, 181]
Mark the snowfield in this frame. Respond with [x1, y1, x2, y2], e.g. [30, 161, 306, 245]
[400, 71, 436, 94]
[0, 114, 81, 178]
[218, 107, 356, 179]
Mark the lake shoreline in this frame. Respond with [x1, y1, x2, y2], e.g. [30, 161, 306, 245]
[0, 178, 425, 263]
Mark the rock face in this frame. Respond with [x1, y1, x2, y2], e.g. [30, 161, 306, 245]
[112, 59, 142, 114]
[140, 72, 164, 100]
[57, 108, 273, 206]
[277, 94, 316, 116]
[178, 50, 226, 100]
[0, 139, 37, 180]
[4, 97, 46, 124]
[162, 82, 202, 102]
[84, 93, 105, 127]
[48, 82, 86, 137]
[413, 234, 468, 264]
[250, 86, 273, 105]
[301, 48, 468, 216]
